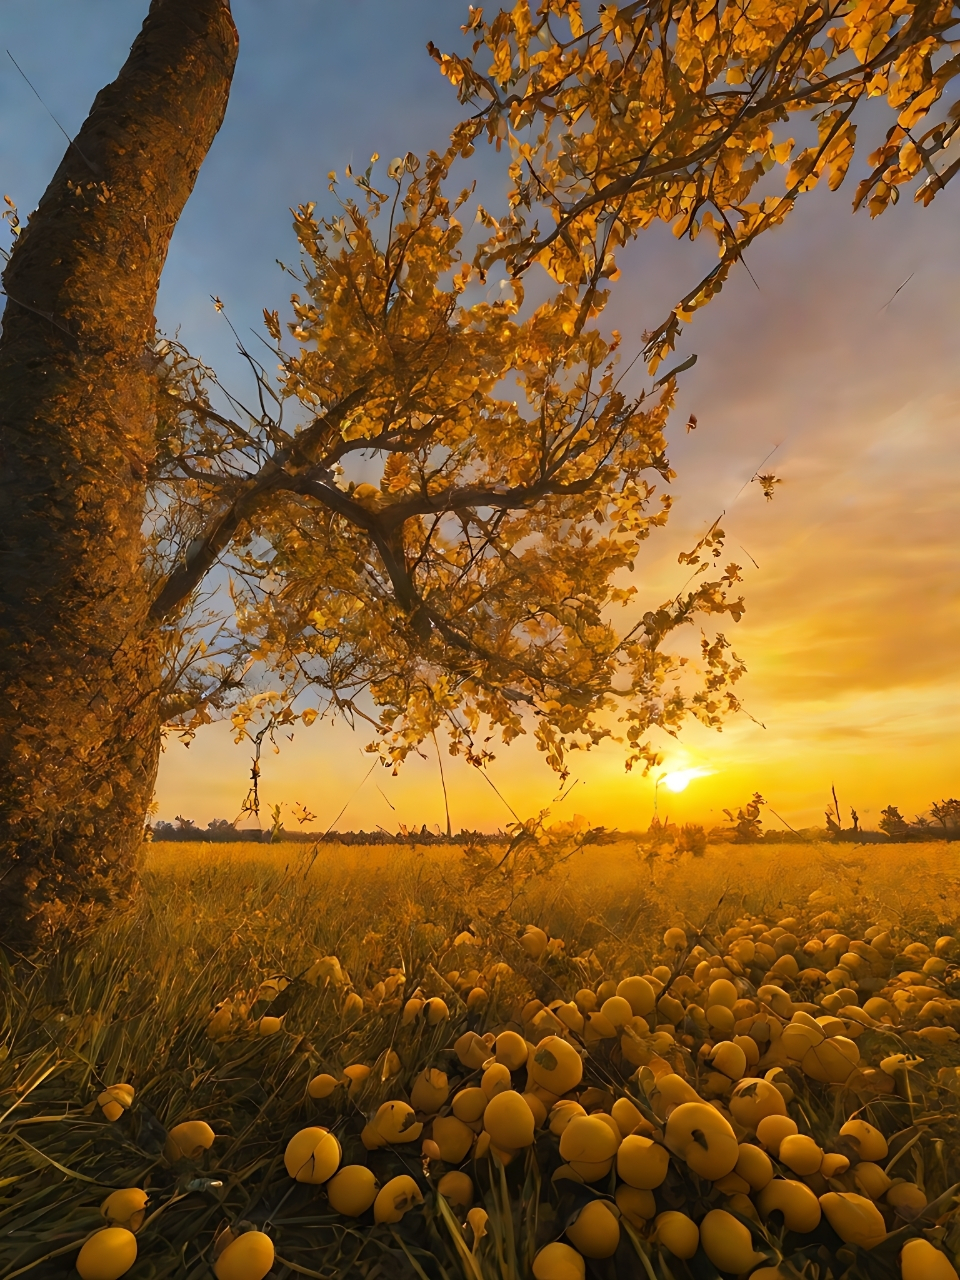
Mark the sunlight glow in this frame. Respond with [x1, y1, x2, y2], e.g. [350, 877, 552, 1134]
[662, 768, 712, 794]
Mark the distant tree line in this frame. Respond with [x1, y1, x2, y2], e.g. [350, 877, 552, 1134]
[147, 817, 506, 845]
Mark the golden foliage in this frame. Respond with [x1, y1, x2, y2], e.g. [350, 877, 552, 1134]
[432, 0, 960, 369]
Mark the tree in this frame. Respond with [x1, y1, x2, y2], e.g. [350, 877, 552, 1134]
[879, 804, 909, 837]
[0, 0, 239, 950]
[433, 0, 960, 369]
[0, 0, 745, 951]
[724, 791, 766, 841]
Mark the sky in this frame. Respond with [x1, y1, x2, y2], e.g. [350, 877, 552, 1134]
[2, 2, 957, 836]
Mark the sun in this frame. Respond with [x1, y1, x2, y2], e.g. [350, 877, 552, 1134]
[662, 768, 711, 793]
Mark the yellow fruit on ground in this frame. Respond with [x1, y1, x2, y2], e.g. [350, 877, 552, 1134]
[758, 1178, 822, 1233]
[342, 1064, 370, 1096]
[76, 1228, 138, 1280]
[550, 1101, 587, 1136]
[452, 1087, 488, 1124]
[432, 1115, 476, 1163]
[528, 1036, 583, 1095]
[410, 1068, 449, 1114]
[803, 1037, 859, 1084]
[699, 1209, 765, 1274]
[663, 927, 687, 950]
[213, 1231, 275, 1280]
[617, 976, 656, 1016]
[495, 1030, 529, 1071]
[611, 1096, 644, 1137]
[708, 978, 739, 1010]
[654, 1211, 699, 1259]
[361, 1121, 387, 1150]
[575, 989, 598, 1014]
[307, 1073, 339, 1100]
[257, 1016, 283, 1036]
[839, 1119, 888, 1162]
[756, 1114, 798, 1156]
[854, 1162, 893, 1199]
[438, 1171, 474, 1208]
[523, 1092, 548, 1127]
[403, 998, 424, 1026]
[901, 1238, 959, 1280]
[100, 1189, 147, 1230]
[729, 1078, 787, 1130]
[706, 1005, 736, 1035]
[484, 1090, 536, 1149]
[373, 1101, 422, 1144]
[820, 1152, 850, 1177]
[615, 1184, 656, 1227]
[455, 1030, 492, 1070]
[617, 1135, 670, 1189]
[425, 997, 449, 1025]
[326, 1165, 379, 1216]
[600, 996, 633, 1029]
[520, 926, 549, 959]
[887, 1183, 927, 1216]
[725, 1193, 760, 1224]
[98, 1085, 135, 1122]
[711, 1041, 747, 1081]
[649, 1072, 700, 1120]
[283, 1127, 341, 1183]
[735, 1143, 774, 1192]
[481, 1062, 513, 1099]
[374, 1175, 424, 1224]
[664, 1103, 739, 1180]
[819, 1192, 887, 1248]
[164, 1120, 215, 1161]
[559, 1115, 619, 1165]
[778, 1134, 824, 1176]
[566, 1200, 620, 1259]
[532, 1241, 586, 1280]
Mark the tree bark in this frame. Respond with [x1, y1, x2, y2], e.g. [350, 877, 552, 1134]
[0, 0, 238, 951]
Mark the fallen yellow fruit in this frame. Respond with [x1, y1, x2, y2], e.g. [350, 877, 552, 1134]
[164, 1120, 215, 1162]
[374, 1175, 423, 1224]
[326, 1165, 379, 1216]
[283, 1127, 341, 1184]
[819, 1192, 887, 1248]
[532, 1241, 585, 1280]
[99, 1188, 147, 1231]
[483, 1090, 535, 1149]
[699, 1209, 765, 1274]
[76, 1228, 137, 1280]
[900, 1238, 959, 1280]
[213, 1230, 275, 1280]
[654, 1211, 699, 1259]
[566, 1199, 620, 1259]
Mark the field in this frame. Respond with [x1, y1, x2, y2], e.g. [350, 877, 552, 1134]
[2, 839, 960, 1280]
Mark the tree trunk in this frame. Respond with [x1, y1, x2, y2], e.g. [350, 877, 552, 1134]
[0, 0, 238, 951]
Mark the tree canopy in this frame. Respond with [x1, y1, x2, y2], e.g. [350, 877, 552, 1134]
[153, 0, 960, 785]
[432, 0, 960, 369]
[152, 153, 746, 782]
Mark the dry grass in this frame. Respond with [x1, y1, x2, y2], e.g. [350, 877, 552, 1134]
[0, 839, 957, 1279]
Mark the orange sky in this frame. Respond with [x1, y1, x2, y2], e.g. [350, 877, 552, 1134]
[7, 4, 955, 836]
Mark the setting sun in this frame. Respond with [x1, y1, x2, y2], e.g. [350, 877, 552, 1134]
[662, 768, 712, 794]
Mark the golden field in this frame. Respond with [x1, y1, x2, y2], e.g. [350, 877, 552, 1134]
[2, 839, 960, 1280]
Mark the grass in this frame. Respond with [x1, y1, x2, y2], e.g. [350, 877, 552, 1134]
[0, 839, 959, 1279]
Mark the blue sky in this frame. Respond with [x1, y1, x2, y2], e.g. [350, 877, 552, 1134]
[3, 2, 958, 834]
